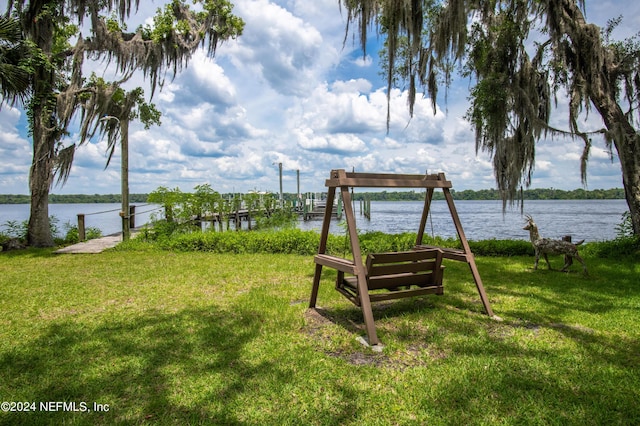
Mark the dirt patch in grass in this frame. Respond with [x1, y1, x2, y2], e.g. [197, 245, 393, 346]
[302, 307, 449, 370]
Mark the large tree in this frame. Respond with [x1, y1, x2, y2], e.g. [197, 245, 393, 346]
[5, 0, 243, 246]
[342, 0, 640, 236]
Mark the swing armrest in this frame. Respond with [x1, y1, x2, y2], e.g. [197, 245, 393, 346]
[414, 245, 469, 262]
[314, 254, 357, 274]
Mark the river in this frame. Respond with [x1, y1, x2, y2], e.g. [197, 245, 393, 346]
[299, 199, 628, 242]
[0, 199, 629, 242]
[0, 203, 163, 239]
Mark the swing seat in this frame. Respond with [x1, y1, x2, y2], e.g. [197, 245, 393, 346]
[316, 248, 444, 307]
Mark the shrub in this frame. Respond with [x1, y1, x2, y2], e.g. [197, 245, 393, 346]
[468, 239, 534, 256]
[1, 220, 28, 241]
[124, 224, 639, 260]
[1, 215, 60, 245]
[148, 229, 533, 257]
[61, 222, 102, 244]
[159, 229, 340, 255]
[581, 236, 640, 259]
[615, 211, 634, 238]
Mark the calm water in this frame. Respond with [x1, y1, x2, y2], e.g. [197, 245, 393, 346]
[0, 203, 163, 238]
[297, 199, 629, 242]
[0, 200, 629, 241]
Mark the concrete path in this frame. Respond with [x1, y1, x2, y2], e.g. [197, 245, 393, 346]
[55, 233, 127, 254]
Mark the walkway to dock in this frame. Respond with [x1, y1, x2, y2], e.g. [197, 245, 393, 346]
[54, 231, 136, 254]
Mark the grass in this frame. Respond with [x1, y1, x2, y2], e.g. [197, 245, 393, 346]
[0, 244, 639, 425]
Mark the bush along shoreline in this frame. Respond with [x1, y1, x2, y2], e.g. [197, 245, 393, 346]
[121, 225, 639, 260]
[3, 209, 638, 258]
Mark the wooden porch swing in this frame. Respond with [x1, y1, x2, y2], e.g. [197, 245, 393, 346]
[308, 169, 497, 346]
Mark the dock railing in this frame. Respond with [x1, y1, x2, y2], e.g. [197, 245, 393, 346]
[76, 203, 161, 241]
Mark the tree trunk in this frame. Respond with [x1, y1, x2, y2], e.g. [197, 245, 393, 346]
[24, 1, 57, 247]
[587, 54, 640, 237]
[27, 112, 55, 247]
[605, 118, 640, 236]
[590, 94, 640, 237]
[558, 0, 640, 236]
[618, 138, 640, 236]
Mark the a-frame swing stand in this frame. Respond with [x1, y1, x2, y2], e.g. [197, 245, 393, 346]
[309, 169, 497, 346]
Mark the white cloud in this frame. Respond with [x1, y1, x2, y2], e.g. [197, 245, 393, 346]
[295, 128, 366, 153]
[0, 106, 31, 190]
[0, 0, 631, 196]
[353, 55, 373, 67]
[227, 0, 331, 97]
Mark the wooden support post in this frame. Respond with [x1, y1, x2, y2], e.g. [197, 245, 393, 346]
[338, 172, 379, 346]
[77, 214, 86, 242]
[165, 204, 174, 223]
[309, 186, 336, 308]
[416, 188, 435, 245]
[442, 184, 495, 318]
[129, 205, 136, 230]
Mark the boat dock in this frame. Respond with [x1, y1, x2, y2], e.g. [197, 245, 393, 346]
[54, 231, 139, 254]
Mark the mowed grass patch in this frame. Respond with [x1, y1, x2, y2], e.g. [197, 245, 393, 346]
[0, 248, 638, 425]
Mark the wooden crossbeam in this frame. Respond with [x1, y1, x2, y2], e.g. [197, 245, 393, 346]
[325, 171, 452, 189]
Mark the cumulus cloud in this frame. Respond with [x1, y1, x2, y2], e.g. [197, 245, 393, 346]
[353, 55, 373, 67]
[227, 0, 331, 97]
[290, 81, 444, 142]
[0, 0, 630, 195]
[0, 107, 31, 190]
[296, 129, 366, 154]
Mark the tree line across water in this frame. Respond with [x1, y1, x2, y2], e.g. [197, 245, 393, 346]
[351, 187, 626, 201]
[0, 194, 150, 204]
[0, 187, 626, 204]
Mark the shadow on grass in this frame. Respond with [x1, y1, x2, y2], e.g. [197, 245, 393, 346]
[308, 297, 640, 424]
[305, 260, 640, 423]
[0, 247, 58, 259]
[0, 302, 357, 425]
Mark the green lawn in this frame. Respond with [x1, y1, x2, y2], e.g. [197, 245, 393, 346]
[0, 247, 638, 425]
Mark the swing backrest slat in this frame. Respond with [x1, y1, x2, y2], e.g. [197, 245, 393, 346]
[365, 249, 443, 291]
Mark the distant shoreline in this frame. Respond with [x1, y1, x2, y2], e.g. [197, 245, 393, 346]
[0, 187, 626, 204]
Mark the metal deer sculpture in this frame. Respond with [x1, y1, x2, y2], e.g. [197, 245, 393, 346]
[523, 215, 588, 275]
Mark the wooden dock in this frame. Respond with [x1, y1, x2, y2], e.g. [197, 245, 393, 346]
[54, 230, 140, 254]
[302, 201, 341, 221]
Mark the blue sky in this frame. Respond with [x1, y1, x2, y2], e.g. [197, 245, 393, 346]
[1, 0, 639, 196]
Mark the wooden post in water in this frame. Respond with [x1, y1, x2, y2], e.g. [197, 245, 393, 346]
[77, 214, 86, 242]
[364, 197, 371, 219]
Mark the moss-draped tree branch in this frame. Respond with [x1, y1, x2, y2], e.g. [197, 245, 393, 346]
[5, 0, 244, 246]
[341, 0, 640, 235]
